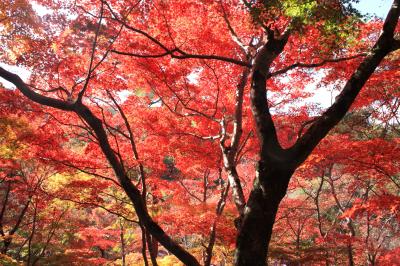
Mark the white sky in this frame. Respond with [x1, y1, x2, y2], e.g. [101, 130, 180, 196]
[354, 0, 392, 18]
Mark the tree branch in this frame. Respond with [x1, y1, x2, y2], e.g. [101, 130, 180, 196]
[0, 67, 200, 266]
[251, 32, 290, 159]
[77, 2, 104, 102]
[269, 53, 367, 77]
[112, 47, 251, 67]
[290, 0, 400, 165]
[104, 1, 250, 67]
[0, 67, 75, 111]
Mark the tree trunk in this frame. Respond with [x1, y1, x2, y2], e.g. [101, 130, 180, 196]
[146, 231, 158, 266]
[234, 162, 293, 266]
[347, 243, 355, 266]
[346, 219, 356, 266]
[226, 167, 246, 217]
[119, 220, 126, 266]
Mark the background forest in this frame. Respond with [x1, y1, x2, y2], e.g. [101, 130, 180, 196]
[0, 0, 399, 265]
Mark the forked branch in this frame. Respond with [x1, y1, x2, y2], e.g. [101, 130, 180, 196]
[290, 0, 400, 165]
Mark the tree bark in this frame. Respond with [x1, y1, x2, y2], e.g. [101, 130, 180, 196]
[235, 160, 293, 265]
[221, 66, 251, 218]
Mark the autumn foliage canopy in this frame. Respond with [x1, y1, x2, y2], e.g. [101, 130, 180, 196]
[0, 0, 400, 265]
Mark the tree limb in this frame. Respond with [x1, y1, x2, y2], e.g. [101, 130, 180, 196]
[0, 67, 200, 266]
[290, 0, 400, 165]
[269, 53, 367, 77]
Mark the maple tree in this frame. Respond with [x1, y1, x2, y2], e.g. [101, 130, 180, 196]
[1, 0, 400, 265]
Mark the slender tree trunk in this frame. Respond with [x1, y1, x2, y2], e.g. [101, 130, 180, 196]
[140, 223, 149, 266]
[146, 231, 158, 266]
[328, 168, 356, 266]
[220, 65, 250, 220]
[204, 181, 229, 266]
[346, 219, 356, 266]
[151, 237, 158, 260]
[27, 201, 38, 266]
[347, 243, 355, 266]
[226, 167, 246, 215]
[0, 182, 11, 254]
[119, 220, 126, 266]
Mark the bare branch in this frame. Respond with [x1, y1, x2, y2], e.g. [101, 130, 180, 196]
[77, 2, 105, 102]
[269, 53, 368, 77]
[0, 67, 74, 111]
[219, 0, 247, 53]
[112, 47, 251, 67]
[105, 1, 250, 67]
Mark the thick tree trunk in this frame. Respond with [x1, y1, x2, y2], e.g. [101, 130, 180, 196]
[234, 162, 293, 266]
